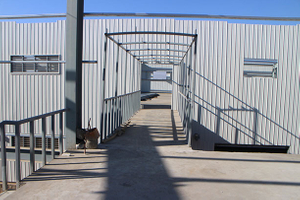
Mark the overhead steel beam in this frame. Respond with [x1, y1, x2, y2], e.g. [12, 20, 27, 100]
[106, 31, 197, 37]
[84, 12, 300, 22]
[180, 36, 198, 63]
[65, 0, 84, 150]
[0, 13, 67, 20]
[128, 48, 186, 52]
[139, 58, 182, 61]
[135, 54, 182, 58]
[1, 12, 300, 22]
[143, 61, 180, 65]
[0, 60, 97, 64]
[137, 57, 182, 60]
[120, 41, 190, 46]
[105, 35, 140, 61]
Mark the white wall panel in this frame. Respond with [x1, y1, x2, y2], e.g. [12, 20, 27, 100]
[1, 19, 299, 153]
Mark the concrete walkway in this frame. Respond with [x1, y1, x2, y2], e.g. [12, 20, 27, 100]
[3, 93, 300, 199]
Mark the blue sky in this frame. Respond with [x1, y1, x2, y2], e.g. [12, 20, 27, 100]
[0, 0, 299, 25]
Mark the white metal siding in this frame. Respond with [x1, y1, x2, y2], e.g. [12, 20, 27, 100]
[174, 21, 300, 154]
[1, 19, 299, 153]
[0, 159, 43, 182]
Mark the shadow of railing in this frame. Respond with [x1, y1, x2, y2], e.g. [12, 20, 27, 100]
[103, 121, 182, 199]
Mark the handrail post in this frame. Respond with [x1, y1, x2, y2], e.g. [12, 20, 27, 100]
[1, 124, 7, 191]
[100, 29, 108, 143]
[253, 109, 258, 145]
[42, 117, 46, 166]
[104, 102, 108, 140]
[59, 113, 63, 154]
[15, 123, 21, 189]
[215, 107, 221, 136]
[29, 121, 35, 173]
[114, 43, 120, 131]
[235, 128, 239, 144]
[51, 115, 55, 159]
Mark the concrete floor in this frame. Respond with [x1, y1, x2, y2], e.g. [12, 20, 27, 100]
[2, 93, 300, 200]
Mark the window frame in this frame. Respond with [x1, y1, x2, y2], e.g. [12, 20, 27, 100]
[243, 58, 278, 78]
[10, 55, 61, 75]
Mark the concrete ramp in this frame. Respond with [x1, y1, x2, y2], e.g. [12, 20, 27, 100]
[3, 94, 300, 200]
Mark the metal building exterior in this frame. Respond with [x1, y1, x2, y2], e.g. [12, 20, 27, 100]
[0, 19, 300, 153]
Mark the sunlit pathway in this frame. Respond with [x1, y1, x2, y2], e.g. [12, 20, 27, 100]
[3, 94, 300, 200]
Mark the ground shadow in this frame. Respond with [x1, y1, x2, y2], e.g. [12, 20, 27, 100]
[103, 124, 181, 200]
[191, 120, 229, 150]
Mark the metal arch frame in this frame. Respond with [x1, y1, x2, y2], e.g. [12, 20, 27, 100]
[119, 41, 190, 47]
[138, 58, 182, 61]
[105, 31, 198, 65]
[143, 61, 180, 64]
[135, 54, 183, 58]
[128, 48, 186, 53]
[142, 62, 180, 65]
[105, 31, 197, 37]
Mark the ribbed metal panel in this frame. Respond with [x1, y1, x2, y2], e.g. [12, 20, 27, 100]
[1, 19, 299, 153]
[174, 21, 300, 154]
[0, 159, 42, 182]
[0, 21, 65, 138]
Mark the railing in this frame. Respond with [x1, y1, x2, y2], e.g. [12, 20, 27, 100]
[195, 72, 300, 149]
[177, 91, 190, 134]
[101, 91, 141, 141]
[0, 108, 68, 191]
[176, 71, 300, 153]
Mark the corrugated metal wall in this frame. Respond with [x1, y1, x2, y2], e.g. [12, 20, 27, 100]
[173, 21, 300, 154]
[0, 159, 43, 182]
[0, 19, 142, 137]
[1, 19, 299, 153]
[0, 21, 65, 137]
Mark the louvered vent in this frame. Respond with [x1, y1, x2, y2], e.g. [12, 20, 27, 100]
[12, 136, 59, 149]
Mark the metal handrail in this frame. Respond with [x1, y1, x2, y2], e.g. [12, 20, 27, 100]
[0, 108, 68, 191]
[177, 91, 258, 143]
[195, 72, 298, 139]
[101, 91, 141, 142]
[178, 78, 299, 147]
[194, 71, 254, 110]
[191, 94, 271, 144]
[103, 90, 141, 101]
[1, 108, 68, 125]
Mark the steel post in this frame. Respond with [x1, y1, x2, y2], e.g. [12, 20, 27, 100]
[51, 115, 55, 159]
[235, 128, 239, 144]
[253, 109, 258, 145]
[65, 0, 84, 149]
[114, 45, 120, 129]
[29, 121, 35, 173]
[15, 124, 21, 189]
[215, 107, 221, 136]
[42, 118, 46, 166]
[0, 124, 7, 191]
[100, 30, 108, 143]
[59, 112, 63, 154]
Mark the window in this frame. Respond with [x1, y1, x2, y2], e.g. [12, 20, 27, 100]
[243, 58, 277, 78]
[152, 71, 167, 80]
[11, 55, 60, 74]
